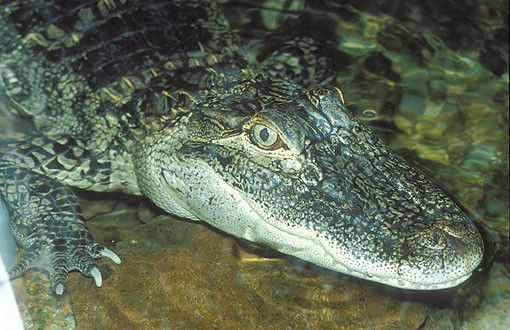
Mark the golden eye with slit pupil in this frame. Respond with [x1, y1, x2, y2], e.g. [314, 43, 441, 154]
[250, 124, 281, 149]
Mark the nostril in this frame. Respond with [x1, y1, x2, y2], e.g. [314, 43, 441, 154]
[445, 233, 470, 256]
[438, 221, 480, 259]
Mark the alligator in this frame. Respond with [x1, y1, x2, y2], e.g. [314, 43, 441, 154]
[0, 0, 484, 295]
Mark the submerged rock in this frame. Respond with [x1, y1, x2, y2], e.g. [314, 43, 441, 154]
[68, 203, 431, 329]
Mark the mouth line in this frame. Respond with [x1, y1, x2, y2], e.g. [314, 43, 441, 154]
[244, 198, 474, 290]
[327, 256, 473, 290]
[316, 239, 473, 290]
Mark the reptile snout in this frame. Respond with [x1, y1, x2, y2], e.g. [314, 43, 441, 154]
[398, 218, 484, 289]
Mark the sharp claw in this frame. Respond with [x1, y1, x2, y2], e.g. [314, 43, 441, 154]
[90, 267, 102, 287]
[100, 247, 121, 264]
[55, 284, 64, 296]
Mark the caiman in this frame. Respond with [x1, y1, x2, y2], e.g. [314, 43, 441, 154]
[0, 0, 484, 295]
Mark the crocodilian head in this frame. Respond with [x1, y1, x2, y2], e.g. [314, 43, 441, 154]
[135, 76, 484, 290]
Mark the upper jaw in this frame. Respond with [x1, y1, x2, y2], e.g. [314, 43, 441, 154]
[234, 180, 483, 290]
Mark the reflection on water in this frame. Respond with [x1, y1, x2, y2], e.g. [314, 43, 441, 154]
[1, 0, 508, 328]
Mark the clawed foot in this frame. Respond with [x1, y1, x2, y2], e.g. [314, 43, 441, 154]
[9, 241, 121, 295]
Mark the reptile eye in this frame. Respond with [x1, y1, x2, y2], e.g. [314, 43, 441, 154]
[249, 124, 282, 150]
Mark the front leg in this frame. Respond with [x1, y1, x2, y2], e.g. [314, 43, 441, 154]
[4, 169, 120, 295]
[0, 138, 125, 295]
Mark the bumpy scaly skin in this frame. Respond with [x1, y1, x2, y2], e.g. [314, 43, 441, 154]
[0, 0, 483, 294]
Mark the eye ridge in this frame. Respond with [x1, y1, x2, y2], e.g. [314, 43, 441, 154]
[250, 124, 282, 150]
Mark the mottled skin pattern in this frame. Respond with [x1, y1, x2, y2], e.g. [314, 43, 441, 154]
[0, 0, 483, 294]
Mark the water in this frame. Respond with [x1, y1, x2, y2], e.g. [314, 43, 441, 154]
[1, 0, 509, 328]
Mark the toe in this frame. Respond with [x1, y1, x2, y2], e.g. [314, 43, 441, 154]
[89, 267, 103, 287]
[100, 247, 121, 264]
[49, 268, 69, 296]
